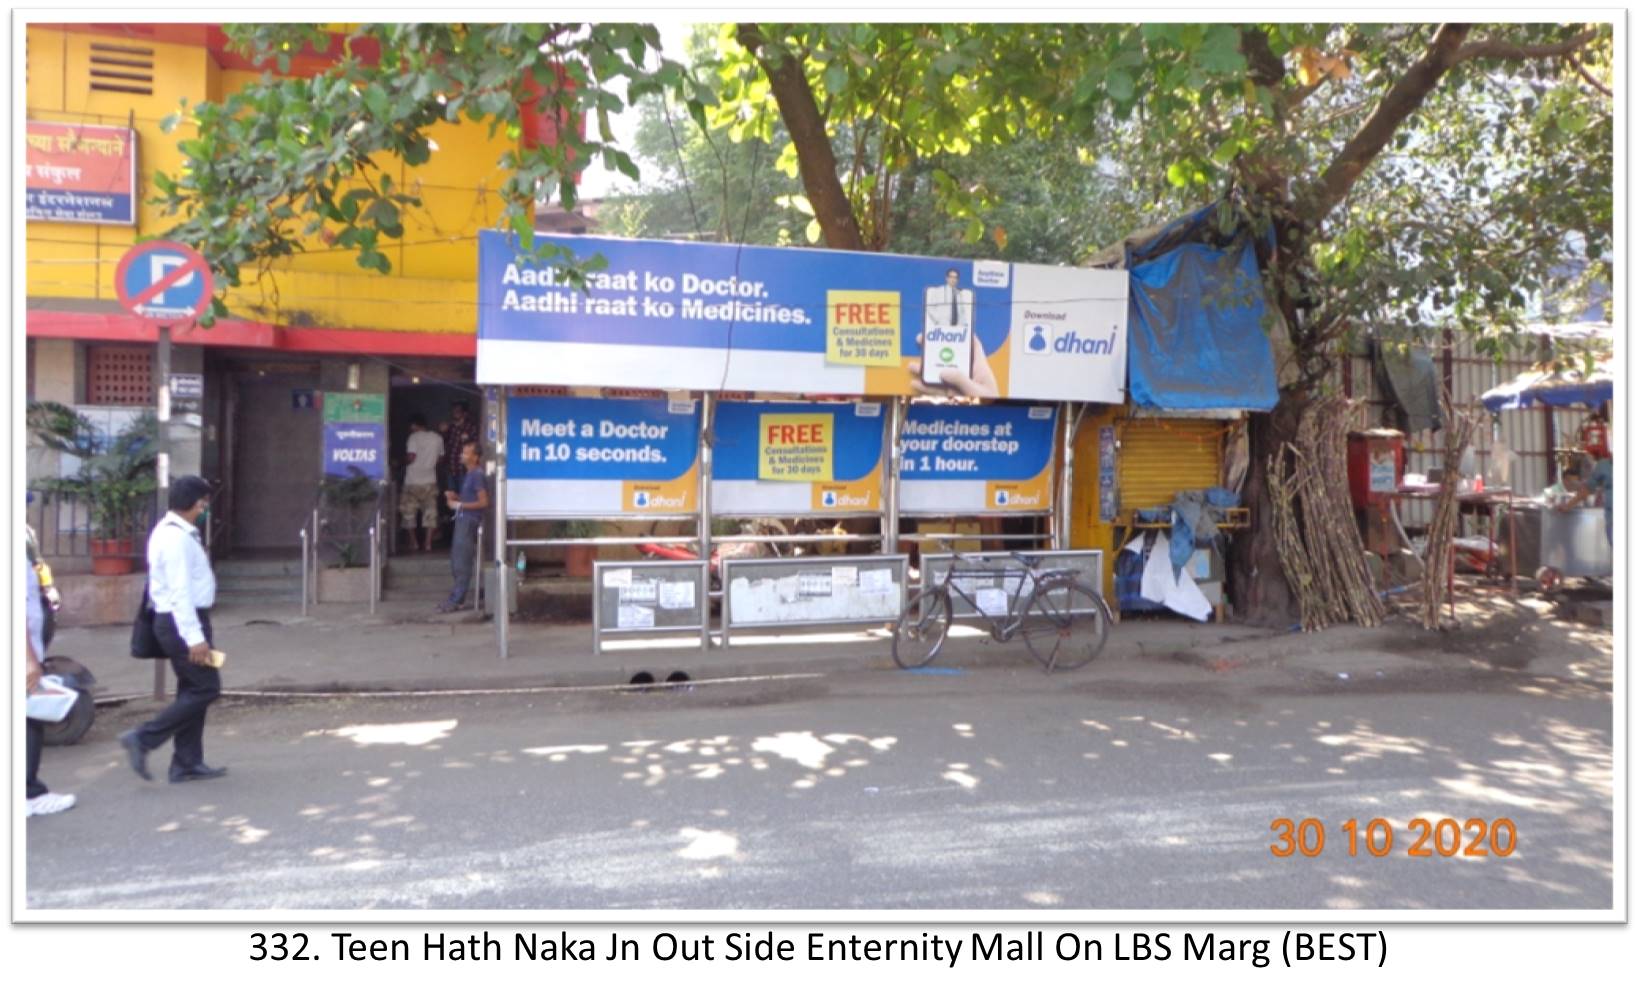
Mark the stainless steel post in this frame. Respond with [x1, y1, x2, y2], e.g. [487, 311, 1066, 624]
[368, 519, 378, 615]
[884, 395, 903, 555]
[299, 526, 309, 616]
[474, 522, 484, 614]
[1056, 402, 1077, 550]
[311, 507, 320, 603]
[496, 391, 510, 658]
[698, 392, 714, 650]
[155, 325, 172, 514]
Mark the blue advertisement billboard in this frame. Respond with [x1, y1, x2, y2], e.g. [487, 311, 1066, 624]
[712, 400, 887, 515]
[505, 395, 700, 515]
[899, 403, 1059, 514]
[476, 231, 1127, 403]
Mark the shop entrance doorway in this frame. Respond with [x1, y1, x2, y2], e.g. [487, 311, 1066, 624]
[388, 379, 480, 552]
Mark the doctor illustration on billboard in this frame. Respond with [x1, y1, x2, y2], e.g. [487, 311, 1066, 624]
[910, 267, 997, 398]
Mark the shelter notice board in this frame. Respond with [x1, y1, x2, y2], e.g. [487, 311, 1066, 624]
[25, 121, 137, 225]
[506, 395, 700, 515]
[723, 555, 907, 629]
[594, 561, 707, 636]
[476, 231, 1127, 402]
[899, 403, 1059, 514]
[712, 401, 886, 515]
[322, 392, 386, 479]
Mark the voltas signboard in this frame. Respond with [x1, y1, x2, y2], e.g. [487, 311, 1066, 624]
[712, 401, 886, 516]
[899, 403, 1059, 515]
[476, 231, 1127, 403]
[505, 395, 701, 515]
[321, 392, 387, 480]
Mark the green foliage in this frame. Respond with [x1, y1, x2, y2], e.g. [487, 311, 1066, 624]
[27, 402, 159, 539]
[154, 23, 704, 323]
[319, 469, 381, 567]
[716, 21, 1612, 382]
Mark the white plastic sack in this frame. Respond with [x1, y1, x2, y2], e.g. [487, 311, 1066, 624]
[26, 674, 78, 723]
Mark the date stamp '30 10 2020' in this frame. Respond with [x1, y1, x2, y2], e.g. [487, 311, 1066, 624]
[1270, 817, 1518, 858]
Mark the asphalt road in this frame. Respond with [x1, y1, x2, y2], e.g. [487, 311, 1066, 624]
[24, 655, 1613, 911]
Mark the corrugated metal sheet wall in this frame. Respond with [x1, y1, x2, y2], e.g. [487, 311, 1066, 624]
[1340, 337, 1589, 530]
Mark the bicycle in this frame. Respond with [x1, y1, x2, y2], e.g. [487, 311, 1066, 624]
[892, 550, 1112, 672]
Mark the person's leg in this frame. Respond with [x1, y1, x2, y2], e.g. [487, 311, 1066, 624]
[26, 718, 47, 799]
[420, 486, 440, 550]
[400, 485, 421, 549]
[168, 613, 221, 774]
[135, 613, 213, 753]
[447, 517, 476, 608]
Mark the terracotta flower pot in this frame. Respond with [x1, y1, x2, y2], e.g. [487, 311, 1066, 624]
[90, 538, 136, 576]
[565, 544, 596, 578]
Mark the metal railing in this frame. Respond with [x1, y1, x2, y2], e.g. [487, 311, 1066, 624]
[25, 487, 160, 563]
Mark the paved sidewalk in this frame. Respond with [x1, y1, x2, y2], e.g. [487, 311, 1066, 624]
[45, 580, 1608, 701]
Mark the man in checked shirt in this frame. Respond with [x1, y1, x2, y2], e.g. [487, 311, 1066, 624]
[118, 476, 228, 784]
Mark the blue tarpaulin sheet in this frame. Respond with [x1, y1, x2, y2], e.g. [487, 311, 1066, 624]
[1481, 356, 1614, 412]
[1126, 239, 1280, 412]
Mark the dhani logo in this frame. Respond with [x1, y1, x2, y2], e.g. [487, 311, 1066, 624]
[1023, 323, 1118, 356]
[630, 489, 685, 510]
[821, 490, 870, 508]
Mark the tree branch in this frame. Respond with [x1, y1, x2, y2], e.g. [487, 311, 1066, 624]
[736, 23, 865, 251]
[1312, 24, 1472, 221]
[1567, 50, 1614, 97]
[1455, 28, 1597, 63]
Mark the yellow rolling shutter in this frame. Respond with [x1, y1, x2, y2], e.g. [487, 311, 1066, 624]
[1117, 417, 1224, 513]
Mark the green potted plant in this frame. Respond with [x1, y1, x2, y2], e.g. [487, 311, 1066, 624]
[316, 470, 381, 602]
[28, 402, 158, 576]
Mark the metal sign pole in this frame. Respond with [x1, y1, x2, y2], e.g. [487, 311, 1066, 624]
[152, 323, 173, 701]
[1056, 401, 1075, 550]
[495, 389, 510, 658]
[698, 391, 714, 650]
[884, 395, 902, 556]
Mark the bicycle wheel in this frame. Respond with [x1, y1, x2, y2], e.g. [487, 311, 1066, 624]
[893, 587, 953, 669]
[1019, 579, 1110, 672]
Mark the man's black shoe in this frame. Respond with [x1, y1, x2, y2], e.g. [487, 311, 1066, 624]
[117, 730, 153, 782]
[169, 764, 228, 784]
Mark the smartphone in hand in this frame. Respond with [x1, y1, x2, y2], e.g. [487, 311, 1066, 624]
[921, 324, 973, 387]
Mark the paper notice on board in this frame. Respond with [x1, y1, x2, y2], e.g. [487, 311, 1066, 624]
[799, 573, 833, 597]
[603, 568, 632, 588]
[620, 579, 658, 603]
[617, 604, 655, 629]
[831, 565, 859, 586]
[860, 568, 893, 594]
[659, 581, 696, 610]
[975, 587, 1010, 616]
[775, 575, 801, 602]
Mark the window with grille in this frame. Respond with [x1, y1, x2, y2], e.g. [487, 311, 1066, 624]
[86, 345, 153, 405]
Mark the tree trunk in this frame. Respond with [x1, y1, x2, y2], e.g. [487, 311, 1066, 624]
[736, 23, 866, 251]
[1230, 395, 1307, 626]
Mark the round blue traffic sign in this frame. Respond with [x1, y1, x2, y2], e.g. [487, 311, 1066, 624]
[114, 240, 214, 322]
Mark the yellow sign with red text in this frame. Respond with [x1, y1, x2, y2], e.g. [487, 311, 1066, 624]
[759, 413, 834, 482]
[825, 290, 901, 367]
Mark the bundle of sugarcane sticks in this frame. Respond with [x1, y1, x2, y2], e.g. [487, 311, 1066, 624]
[1266, 397, 1386, 631]
[1420, 401, 1482, 629]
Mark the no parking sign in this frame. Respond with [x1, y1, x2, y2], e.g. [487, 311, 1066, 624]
[114, 240, 213, 322]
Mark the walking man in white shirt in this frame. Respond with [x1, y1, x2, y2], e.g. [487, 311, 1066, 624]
[400, 413, 445, 552]
[118, 476, 226, 784]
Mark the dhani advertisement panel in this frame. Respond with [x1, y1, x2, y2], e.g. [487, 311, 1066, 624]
[476, 231, 1127, 403]
[712, 401, 887, 515]
[899, 403, 1059, 514]
[506, 396, 702, 516]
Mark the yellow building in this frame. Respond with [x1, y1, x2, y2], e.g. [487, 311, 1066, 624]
[25, 23, 535, 555]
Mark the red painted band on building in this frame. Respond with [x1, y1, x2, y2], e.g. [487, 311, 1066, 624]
[26, 310, 475, 358]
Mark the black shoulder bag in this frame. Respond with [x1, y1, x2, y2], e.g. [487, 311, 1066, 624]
[130, 586, 163, 659]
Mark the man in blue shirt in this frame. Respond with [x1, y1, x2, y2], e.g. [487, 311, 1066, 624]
[439, 442, 490, 613]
